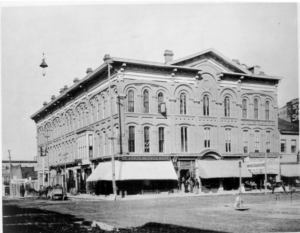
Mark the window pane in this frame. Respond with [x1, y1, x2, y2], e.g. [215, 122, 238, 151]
[128, 91, 134, 112]
[265, 101, 269, 120]
[159, 127, 164, 152]
[291, 140, 296, 153]
[144, 127, 150, 152]
[129, 126, 135, 152]
[180, 94, 186, 115]
[242, 99, 247, 118]
[254, 99, 258, 119]
[158, 93, 164, 113]
[143, 90, 149, 113]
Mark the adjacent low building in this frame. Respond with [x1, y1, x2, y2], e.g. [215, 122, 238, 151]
[31, 48, 282, 194]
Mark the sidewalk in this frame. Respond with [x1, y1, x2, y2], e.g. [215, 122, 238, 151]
[67, 188, 289, 202]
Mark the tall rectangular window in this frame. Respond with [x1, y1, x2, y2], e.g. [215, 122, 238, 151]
[291, 140, 297, 153]
[181, 127, 188, 152]
[255, 131, 260, 152]
[144, 126, 150, 153]
[225, 128, 231, 152]
[265, 101, 270, 120]
[243, 130, 248, 153]
[180, 93, 187, 115]
[242, 99, 247, 118]
[203, 95, 209, 116]
[143, 90, 149, 113]
[266, 131, 271, 153]
[224, 97, 230, 117]
[204, 128, 210, 148]
[254, 99, 259, 119]
[128, 91, 134, 112]
[158, 127, 164, 153]
[128, 126, 135, 152]
[158, 93, 164, 113]
[88, 134, 93, 158]
[280, 140, 286, 153]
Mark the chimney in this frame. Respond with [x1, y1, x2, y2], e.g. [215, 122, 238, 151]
[73, 78, 80, 83]
[164, 50, 174, 63]
[249, 65, 261, 75]
[51, 95, 56, 101]
[59, 88, 64, 94]
[241, 64, 248, 69]
[232, 59, 240, 65]
[43, 101, 47, 106]
[63, 85, 68, 91]
[103, 54, 111, 62]
[86, 68, 93, 74]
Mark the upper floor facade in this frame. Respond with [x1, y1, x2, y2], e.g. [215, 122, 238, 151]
[31, 48, 282, 169]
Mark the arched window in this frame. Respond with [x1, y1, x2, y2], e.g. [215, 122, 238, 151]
[254, 98, 259, 119]
[158, 92, 164, 113]
[128, 90, 134, 112]
[242, 99, 247, 118]
[143, 90, 149, 113]
[224, 97, 230, 117]
[128, 126, 135, 152]
[180, 93, 187, 115]
[265, 101, 270, 120]
[203, 95, 209, 116]
[144, 126, 150, 152]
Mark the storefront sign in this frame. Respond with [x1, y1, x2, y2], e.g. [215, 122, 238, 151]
[249, 152, 279, 158]
[249, 157, 279, 174]
[291, 102, 299, 123]
[121, 156, 170, 161]
[247, 161, 265, 169]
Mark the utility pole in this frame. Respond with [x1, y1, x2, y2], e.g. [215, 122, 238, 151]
[104, 54, 117, 199]
[8, 150, 13, 197]
[44, 130, 50, 186]
[265, 152, 267, 194]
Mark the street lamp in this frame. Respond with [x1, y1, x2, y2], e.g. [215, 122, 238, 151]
[40, 53, 48, 77]
[103, 54, 117, 199]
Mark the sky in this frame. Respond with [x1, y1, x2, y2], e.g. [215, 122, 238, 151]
[1, 2, 299, 161]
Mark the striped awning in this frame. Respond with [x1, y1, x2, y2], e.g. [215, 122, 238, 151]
[87, 160, 178, 182]
[197, 160, 252, 179]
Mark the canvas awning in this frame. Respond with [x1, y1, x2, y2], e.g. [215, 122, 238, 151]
[281, 164, 300, 177]
[197, 160, 252, 179]
[87, 160, 178, 182]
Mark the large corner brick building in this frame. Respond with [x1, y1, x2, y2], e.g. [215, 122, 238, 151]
[31, 48, 282, 194]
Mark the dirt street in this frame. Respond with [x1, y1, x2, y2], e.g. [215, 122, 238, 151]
[3, 193, 300, 233]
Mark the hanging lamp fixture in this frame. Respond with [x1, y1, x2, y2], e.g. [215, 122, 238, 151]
[40, 53, 48, 76]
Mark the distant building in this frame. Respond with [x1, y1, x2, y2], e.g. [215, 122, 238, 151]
[2, 160, 37, 196]
[278, 98, 299, 123]
[278, 103, 299, 185]
[31, 48, 282, 194]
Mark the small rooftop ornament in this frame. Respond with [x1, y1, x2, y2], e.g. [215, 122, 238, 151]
[40, 53, 48, 76]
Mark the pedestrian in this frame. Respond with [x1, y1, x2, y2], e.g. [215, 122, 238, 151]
[194, 180, 200, 194]
[281, 181, 286, 193]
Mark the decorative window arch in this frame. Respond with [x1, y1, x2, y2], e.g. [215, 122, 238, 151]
[242, 99, 247, 118]
[203, 95, 210, 116]
[143, 90, 149, 113]
[180, 93, 187, 115]
[128, 90, 134, 112]
[265, 101, 270, 120]
[224, 96, 230, 117]
[158, 92, 164, 113]
[254, 98, 259, 119]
